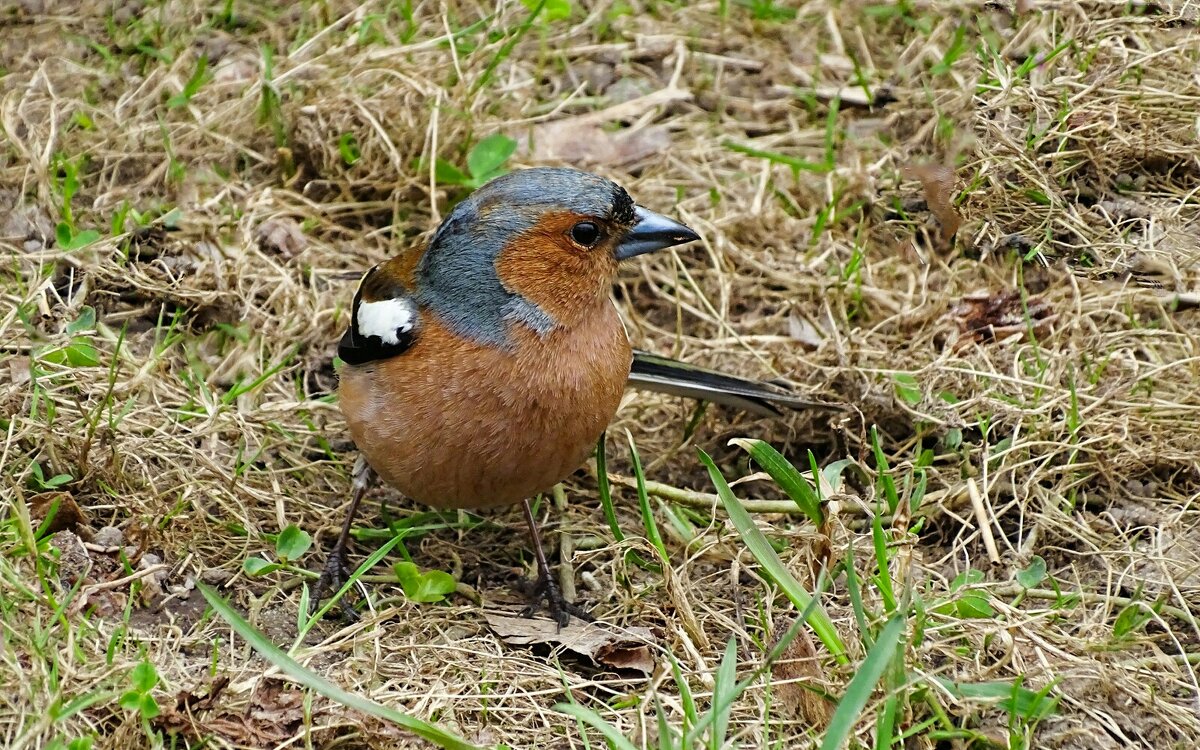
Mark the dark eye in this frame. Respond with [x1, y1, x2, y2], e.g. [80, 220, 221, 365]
[570, 221, 601, 247]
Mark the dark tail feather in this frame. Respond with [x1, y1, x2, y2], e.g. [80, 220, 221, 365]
[628, 350, 836, 417]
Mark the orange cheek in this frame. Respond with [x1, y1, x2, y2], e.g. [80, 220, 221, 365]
[495, 215, 617, 327]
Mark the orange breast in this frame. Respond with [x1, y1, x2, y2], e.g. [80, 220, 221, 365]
[337, 300, 631, 509]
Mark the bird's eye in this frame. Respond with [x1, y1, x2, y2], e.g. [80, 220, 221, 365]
[570, 221, 601, 247]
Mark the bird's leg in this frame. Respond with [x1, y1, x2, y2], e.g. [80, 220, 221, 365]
[311, 454, 376, 614]
[518, 497, 592, 627]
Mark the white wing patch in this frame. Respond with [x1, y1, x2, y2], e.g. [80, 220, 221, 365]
[356, 297, 416, 345]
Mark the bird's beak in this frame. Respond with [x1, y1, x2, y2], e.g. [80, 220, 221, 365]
[615, 206, 700, 260]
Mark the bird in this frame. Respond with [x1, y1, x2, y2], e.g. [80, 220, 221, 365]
[319, 166, 827, 625]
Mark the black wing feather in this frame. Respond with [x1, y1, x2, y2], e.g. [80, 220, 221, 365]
[337, 266, 420, 365]
[628, 350, 837, 416]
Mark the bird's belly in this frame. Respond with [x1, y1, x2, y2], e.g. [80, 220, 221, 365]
[337, 313, 630, 510]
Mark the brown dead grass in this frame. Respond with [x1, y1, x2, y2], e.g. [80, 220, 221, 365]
[3, 0, 1200, 748]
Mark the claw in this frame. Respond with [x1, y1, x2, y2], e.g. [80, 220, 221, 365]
[309, 455, 376, 619]
[519, 567, 592, 628]
[310, 548, 359, 620]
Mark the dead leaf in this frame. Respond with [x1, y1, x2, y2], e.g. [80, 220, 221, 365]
[531, 121, 670, 168]
[8, 356, 31, 387]
[903, 163, 962, 249]
[254, 218, 307, 259]
[523, 85, 690, 168]
[771, 620, 832, 726]
[787, 313, 825, 349]
[155, 676, 231, 736]
[483, 611, 656, 675]
[29, 492, 86, 535]
[197, 678, 305, 747]
[943, 289, 1055, 349]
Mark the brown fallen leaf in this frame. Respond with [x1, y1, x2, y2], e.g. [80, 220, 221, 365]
[29, 491, 86, 535]
[254, 217, 307, 259]
[902, 163, 962, 250]
[523, 85, 691, 168]
[943, 289, 1055, 350]
[154, 675, 231, 737]
[531, 121, 670, 169]
[771, 619, 833, 727]
[483, 611, 656, 675]
[8, 356, 31, 387]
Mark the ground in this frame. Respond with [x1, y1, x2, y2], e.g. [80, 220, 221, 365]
[3, 0, 1200, 748]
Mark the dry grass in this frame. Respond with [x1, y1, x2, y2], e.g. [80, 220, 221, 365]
[4, 0, 1200, 747]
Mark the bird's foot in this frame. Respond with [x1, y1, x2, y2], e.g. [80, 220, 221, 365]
[310, 548, 359, 620]
[519, 570, 592, 628]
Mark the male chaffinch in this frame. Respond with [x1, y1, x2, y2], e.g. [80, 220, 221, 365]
[323, 167, 821, 625]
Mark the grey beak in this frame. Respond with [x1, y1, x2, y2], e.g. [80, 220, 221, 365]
[615, 206, 699, 260]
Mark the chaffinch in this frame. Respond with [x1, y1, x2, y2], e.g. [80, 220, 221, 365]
[322, 167, 821, 625]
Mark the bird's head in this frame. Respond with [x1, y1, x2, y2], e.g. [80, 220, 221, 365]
[415, 167, 698, 347]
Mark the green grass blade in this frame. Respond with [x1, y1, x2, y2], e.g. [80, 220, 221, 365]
[820, 614, 906, 750]
[594, 431, 625, 543]
[682, 589, 826, 745]
[698, 449, 848, 664]
[197, 583, 486, 750]
[555, 703, 640, 750]
[670, 652, 699, 733]
[710, 636, 738, 750]
[731, 438, 823, 524]
[628, 430, 668, 562]
[870, 426, 899, 514]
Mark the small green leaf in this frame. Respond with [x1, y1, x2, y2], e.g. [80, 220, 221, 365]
[64, 339, 100, 367]
[118, 691, 142, 711]
[130, 661, 158, 692]
[66, 306, 96, 334]
[138, 694, 160, 719]
[274, 524, 312, 562]
[945, 569, 995, 618]
[63, 229, 101, 250]
[338, 133, 361, 165]
[394, 562, 456, 603]
[56, 222, 72, 247]
[43, 473, 73, 488]
[893, 373, 921, 405]
[242, 556, 279, 576]
[955, 591, 996, 619]
[434, 159, 469, 186]
[1015, 556, 1047, 589]
[1113, 602, 1153, 638]
[466, 134, 517, 182]
[522, 0, 571, 20]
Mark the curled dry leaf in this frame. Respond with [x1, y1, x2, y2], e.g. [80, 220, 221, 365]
[771, 619, 833, 726]
[254, 218, 307, 259]
[532, 122, 671, 169]
[526, 86, 691, 169]
[902, 163, 962, 249]
[154, 676, 231, 737]
[943, 289, 1055, 350]
[483, 611, 656, 675]
[29, 491, 86, 535]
